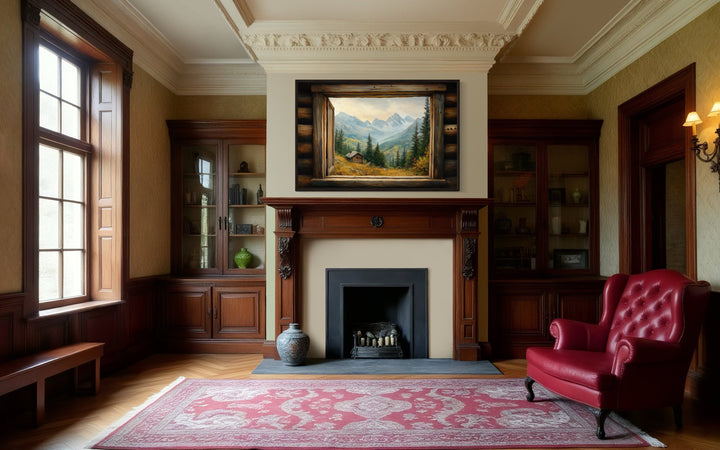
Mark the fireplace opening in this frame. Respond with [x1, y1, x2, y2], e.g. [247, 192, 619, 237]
[326, 268, 428, 359]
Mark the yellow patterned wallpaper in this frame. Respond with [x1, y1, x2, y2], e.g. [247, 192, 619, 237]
[0, 1, 23, 293]
[172, 96, 267, 120]
[587, 2, 720, 284]
[128, 67, 176, 278]
[488, 95, 590, 119]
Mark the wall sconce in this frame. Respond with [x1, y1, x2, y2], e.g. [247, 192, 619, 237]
[683, 102, 720, 191]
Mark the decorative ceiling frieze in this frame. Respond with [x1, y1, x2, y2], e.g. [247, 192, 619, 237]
[240, 32, 514, 51]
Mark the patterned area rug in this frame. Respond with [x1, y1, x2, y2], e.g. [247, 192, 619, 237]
[88, 378, 664, 449]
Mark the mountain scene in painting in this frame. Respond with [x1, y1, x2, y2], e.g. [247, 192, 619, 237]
[330, 96, 431, 177]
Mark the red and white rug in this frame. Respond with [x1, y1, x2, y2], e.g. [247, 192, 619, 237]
[88, 377, 664, 449]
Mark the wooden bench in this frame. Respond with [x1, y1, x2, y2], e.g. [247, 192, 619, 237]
[0, 342, 104, 425]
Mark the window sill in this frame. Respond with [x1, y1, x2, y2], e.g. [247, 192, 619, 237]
[34, 299, 124, 320]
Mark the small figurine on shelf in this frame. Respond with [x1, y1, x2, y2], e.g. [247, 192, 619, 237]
[572, 187, 582, 204]
[256, 184, 263, 204]
[239, 161, 249, 173]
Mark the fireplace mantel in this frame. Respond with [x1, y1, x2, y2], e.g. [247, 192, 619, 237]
[262, 197, 491, 361]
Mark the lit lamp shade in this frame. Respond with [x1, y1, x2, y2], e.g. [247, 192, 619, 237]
[683, 111, 703, 133]
[709, 102, 720, 118]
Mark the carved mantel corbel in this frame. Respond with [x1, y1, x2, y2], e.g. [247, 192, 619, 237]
[273, 206, 298, 334]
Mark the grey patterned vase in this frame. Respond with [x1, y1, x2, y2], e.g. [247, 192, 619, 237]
[276, 323, 310, 366]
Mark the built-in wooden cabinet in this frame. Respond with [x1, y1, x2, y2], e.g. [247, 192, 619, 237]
[167, 120, 266, 275]
[162, 120, 267, 353]
[159, 277, 266, 352]
[488, 120, 605, 358]
[489, 278, 605, 358]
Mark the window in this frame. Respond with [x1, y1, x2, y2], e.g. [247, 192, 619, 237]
[23, 0, 132, 315]
[37, 44, 90, 307]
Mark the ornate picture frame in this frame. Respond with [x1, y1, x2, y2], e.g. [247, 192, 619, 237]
[295, 80, 459, 191]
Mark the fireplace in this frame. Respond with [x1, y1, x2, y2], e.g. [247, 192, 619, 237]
[262, 197, 491, 360]
[326, 268, 428, 359]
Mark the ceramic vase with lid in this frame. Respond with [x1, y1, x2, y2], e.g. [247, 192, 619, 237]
[276, 323, 310, 366]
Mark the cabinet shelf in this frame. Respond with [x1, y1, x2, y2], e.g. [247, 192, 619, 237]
[495, 170, 536, 177]
[229, 233, 265, 237]
[228, 204, 264, 208]
[550, 171, 589, 177]
[549, 203, 588, 208]
[229, 172, 265, 177]
[495, 202, 536, 207]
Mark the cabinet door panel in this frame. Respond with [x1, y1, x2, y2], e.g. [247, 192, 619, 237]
[555, 291, 601, 324]
[213, 286, 265, 339]
[164, 285, 212, 339]
[500, 293, 547, 338]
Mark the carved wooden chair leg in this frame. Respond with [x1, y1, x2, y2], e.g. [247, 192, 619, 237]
[593, 408, 611, 439]
[673, 405, 683, 429]
[524, 376, 536, 402]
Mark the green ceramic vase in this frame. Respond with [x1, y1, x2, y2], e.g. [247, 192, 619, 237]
[234, 248, 253, 268]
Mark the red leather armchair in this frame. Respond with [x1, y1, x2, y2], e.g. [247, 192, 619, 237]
[525, 269, 710, 439]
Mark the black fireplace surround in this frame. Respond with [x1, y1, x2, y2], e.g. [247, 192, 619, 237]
[325, 268, 428, 359]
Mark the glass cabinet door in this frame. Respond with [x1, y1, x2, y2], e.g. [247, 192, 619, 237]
[181, 143, 220, 273]
[492, 144, 538, 271]
[547, 144, 590, 270]
[225, 142, 266, 273]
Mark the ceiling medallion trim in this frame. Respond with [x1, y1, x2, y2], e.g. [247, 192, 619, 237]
[241, 32, 514, 51]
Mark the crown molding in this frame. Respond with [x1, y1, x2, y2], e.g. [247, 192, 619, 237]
[488, 63, 586, 96]
[578, 0, 719, 93]
[70, 0, 185, 92]
[175, 63, 266, 95]
[490, 0, 720, 95]
[231, 0, 254, 27]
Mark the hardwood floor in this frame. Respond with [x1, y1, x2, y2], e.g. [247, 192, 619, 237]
[2, 354, 718, 449]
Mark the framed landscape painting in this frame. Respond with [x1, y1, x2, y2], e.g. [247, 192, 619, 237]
[295, 80, 459, 190]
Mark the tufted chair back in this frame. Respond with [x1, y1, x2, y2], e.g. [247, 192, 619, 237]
[605, 269, 701, 354]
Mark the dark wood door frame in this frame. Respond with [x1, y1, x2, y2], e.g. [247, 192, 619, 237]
[618, 64, 697, 279]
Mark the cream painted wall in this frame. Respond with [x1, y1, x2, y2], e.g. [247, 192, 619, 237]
[302, 239, 454, 358]
[265, 70, 490, 342]
[0, 0, 23, 293]
[128, 66, 175, 278]
[586, 2, 720, 283]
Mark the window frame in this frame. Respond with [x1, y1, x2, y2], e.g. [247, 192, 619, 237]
[22, 0, 133, 317]
[36, 40, 92, 309]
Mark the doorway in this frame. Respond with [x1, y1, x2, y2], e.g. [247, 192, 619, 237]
[618, 64, 696, 278]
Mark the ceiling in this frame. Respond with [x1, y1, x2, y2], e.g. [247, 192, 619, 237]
[83, 0, 718, 95]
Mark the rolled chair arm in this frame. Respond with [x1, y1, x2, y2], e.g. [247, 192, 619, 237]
[612, 337, 682, 375]
[550, 319, 608, 351]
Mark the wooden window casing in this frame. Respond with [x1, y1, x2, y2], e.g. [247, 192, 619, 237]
[22, 0, 132, 315]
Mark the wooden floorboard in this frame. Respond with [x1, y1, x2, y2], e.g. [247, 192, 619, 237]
[1, 354, 718, 449]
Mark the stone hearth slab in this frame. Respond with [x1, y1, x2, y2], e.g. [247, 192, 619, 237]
[252, 358, 501, 375]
